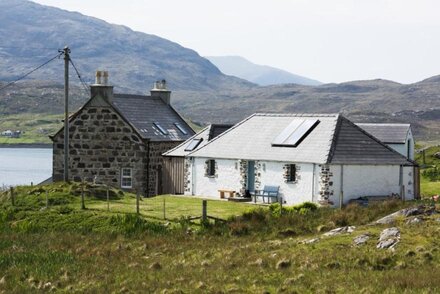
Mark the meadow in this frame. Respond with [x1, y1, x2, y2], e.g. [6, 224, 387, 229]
[1, 183, 440, 293]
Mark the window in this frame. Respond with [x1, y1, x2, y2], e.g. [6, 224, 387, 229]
[287, 164, 296, 182]
[272, 119, 320, 147]
[121, 168, 132, 188]
[207, 159, 216, 177]
[184, 138, 203, 151]
[153, 122, 168, 135]
[174, 123, 188, 135]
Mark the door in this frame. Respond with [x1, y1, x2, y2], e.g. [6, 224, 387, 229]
[247, 161, 255, 193]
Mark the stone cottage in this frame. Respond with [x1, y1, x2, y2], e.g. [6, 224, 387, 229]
[169, 113, 419, 206]
[51, 71, 195, 196]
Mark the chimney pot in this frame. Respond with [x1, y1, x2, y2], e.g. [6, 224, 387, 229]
[95, 71, 102, 85]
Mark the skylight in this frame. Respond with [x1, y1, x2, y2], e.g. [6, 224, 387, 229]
[153, 122, 168, 135]
[272, 119, 320, 147]
[174, 123, 188, 135]
[184, 138, 203, 151]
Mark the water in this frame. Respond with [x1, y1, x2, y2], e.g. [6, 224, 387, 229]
[0, 148, 52, 187]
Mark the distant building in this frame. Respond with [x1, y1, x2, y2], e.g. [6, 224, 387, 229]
[1, 130, 21, 138]
[356, 123, 414, 160]
[50, 71, 195, 196]
[168, 113, 419, 206]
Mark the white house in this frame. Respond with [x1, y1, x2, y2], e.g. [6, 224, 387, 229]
[165, 113, 419, 207]
[356, 123, 414, 160]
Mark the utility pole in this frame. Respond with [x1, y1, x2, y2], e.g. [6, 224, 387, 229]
[59, 46, 71, 182]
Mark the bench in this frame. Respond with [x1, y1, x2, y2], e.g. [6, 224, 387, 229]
[254, 185, 280, 203]
[218, 189, 235, 199]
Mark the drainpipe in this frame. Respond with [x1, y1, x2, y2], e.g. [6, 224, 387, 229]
[340, 165, 344, 209]
[146, 140, 151, 198]
[311, 164, 315, 202]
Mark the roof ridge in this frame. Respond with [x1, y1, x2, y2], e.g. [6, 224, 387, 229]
[254, 113, 340, 117]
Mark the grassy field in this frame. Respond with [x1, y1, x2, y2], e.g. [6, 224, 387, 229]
[0, 113, 62, 144]
[2, 183, 440, 292]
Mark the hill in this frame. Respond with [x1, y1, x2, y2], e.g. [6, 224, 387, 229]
[206, 55, 322, 86]
[0, 0, 252, 92]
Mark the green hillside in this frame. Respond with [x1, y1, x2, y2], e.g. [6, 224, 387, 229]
[1, 183, 440, 292]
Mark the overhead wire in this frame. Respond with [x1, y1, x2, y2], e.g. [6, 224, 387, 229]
[0, 52, 63, 92]
[69, 57, 90, 95]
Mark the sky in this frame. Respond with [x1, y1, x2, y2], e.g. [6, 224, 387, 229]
[32, 0, 440, 84]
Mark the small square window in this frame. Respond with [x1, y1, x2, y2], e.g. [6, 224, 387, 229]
[121, 168, 132, 188]
[287, 164, 296, 182]
[207, 159, 216, 177]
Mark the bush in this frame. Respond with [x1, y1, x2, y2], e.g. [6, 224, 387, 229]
[422, 166, 440, 181]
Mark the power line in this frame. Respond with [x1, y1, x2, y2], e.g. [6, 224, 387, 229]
[69, 57, 89, 95]
[0, 52, 63, 92]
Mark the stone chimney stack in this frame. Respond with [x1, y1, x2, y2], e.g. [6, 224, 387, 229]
[91, 70, 113, 102]
[150, 79, 171, 105]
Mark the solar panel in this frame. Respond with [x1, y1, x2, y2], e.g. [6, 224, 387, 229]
[184, 138, 203, 151]
[174, 123, 188, 135]
[153, 122, 168, 135]
[272, 119, 320, 147]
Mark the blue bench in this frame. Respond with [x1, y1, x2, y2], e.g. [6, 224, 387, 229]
[254, 185, 280, 203]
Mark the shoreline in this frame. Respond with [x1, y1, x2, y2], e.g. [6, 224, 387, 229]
[0, 143, 52, 149]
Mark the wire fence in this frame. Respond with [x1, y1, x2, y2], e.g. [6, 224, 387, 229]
[4, 183, 254, 224]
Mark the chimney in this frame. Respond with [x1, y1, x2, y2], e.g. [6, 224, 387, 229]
[91, 70, 113, 102]
[150, 79, 171, 105]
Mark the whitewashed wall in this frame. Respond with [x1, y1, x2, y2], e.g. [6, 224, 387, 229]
[259, 162, 318, 205]
[189, 158, 241, 198]
[386, 129, 414, 160]
[330, 165, 415, 205]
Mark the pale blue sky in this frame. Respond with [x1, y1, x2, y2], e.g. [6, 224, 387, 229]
[33, 0, 440, 84]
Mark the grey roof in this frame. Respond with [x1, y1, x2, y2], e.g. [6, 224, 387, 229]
[188, 113, 414, 166]
[330, 118, 413, 165]
[112, 94, 195, 142]
[189, 114, 339, 163]
[356, 123, 410, 144]
[164, 124, 233, 157]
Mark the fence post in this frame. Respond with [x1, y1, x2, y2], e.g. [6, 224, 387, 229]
[106, 188, 110, 211]
[202, 200, 207, 223]
[81, 179, 85, 210]
[163, 197, 166, 220]
[46, 190, 49, 209]
[10, 187, 14, 206]
[136, 191, 140, 215]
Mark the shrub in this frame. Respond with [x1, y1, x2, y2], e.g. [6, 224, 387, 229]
[422, 166, 440, 181]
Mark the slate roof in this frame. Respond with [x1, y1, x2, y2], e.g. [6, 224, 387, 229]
[356, 123, 411, 144]
[112, 94, 195, 142]
[187, 113, 414, 166]
[164, 124, 233, 157]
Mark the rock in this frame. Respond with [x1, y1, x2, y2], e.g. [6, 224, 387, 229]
[375, 211, 402, 225]
[402, 207, 424, 217]
[323, 226, 355, 237]
[302, 238, 319, 244]
[276, 259, 291, 269]
[406, 217, 423, 225]
[434, 152, 440, 159]
[377, 227, 400, 249]
[379, 227, 400, 241]
[0, 276, 5, 285]
[353, 234, 370, 246]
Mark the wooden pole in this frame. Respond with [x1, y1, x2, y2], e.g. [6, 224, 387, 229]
[202, 200, 207, 223]
[10, 187, 14, 206]
[81, 180, 85, 210]
[62, 46, 71, 182]
[106, 188, 110, 211]
[163, 197, 166, 220]
[136, 191, 140, 215]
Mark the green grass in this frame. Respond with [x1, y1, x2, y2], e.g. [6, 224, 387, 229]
[415, 145, 440, 167]
[0, 113, 62, 144]
[420, 175, 440, 197]
[2, 183, 440, 292]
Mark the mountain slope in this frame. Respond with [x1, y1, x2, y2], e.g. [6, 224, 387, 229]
[206, 56, 321, 86]
[0, 0, 252, 92]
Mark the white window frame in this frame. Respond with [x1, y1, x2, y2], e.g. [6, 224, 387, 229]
[121, 168, 133, 188]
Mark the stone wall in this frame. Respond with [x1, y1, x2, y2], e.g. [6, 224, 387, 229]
[53, 105, 148, 193]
